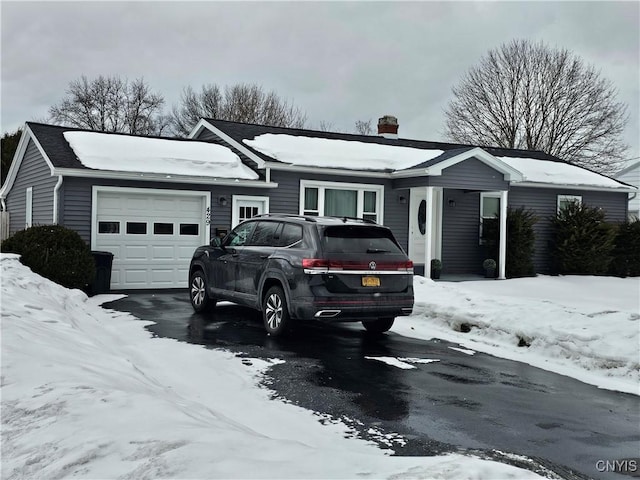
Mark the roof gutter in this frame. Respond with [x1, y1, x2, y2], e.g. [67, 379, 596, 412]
[514, 181, 638, 193]
[52, 168, 279, 188]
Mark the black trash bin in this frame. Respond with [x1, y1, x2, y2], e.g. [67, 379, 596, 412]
[91, 251, 114, 294]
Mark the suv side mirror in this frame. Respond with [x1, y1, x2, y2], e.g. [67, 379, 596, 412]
[211, 237, 223, 247]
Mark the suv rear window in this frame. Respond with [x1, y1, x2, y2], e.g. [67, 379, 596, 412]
[322, 226, 403, 254]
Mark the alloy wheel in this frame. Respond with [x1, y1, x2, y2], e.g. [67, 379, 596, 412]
[265, 293, 283, 330]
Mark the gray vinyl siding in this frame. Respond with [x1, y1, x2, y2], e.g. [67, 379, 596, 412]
[269, 170, 410, 252]
[393, 158, 509, 191]
[508, 187, 628, 273]
[5, 139, 57, 235]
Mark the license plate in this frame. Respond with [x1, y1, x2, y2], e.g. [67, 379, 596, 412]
[362, 276, 380, 287]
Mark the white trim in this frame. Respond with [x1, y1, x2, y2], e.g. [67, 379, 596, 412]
[424, 186, 434, 279]
[25, 187, 33, 228]
[52, 176, 63, 223]
[231, 195, 270, 228]
[498, 190, 508, 280]
[189, 119, 266, 169]
[91, 186, 211, 250]
[53, 167, 277, 188]
[515, 181, 635, 193]
[299, 179, 385, 224]
[266, 161, 390, 179]
[0, 124, 56, 199]
[557, 194, 582, 213]
[393, 147, 524, 182]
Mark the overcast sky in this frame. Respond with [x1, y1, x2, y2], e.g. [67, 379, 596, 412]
[2, 1, 639, 164]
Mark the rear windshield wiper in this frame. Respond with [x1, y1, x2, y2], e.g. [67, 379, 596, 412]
[366, 248, 390, 253]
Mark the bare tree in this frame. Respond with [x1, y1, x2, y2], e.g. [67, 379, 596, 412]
[316, 121, 337, 132]
[170, 83, 307, 136]
[444, 40, 629, 174]
[354, 119, 373, 135]
[49, 75, 167, 135]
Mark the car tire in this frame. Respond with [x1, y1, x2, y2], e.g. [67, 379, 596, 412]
[189, 270, 216, 313]
[362, 317, 395, 333]
[263, 286, 290, 336]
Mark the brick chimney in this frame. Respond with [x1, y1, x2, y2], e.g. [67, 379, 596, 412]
[377, 115, 398, 139]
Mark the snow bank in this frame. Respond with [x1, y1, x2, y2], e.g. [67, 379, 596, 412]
[394, 275, 640, 395]
[64, 131, 259, 179]
[0, 254, 546, 479]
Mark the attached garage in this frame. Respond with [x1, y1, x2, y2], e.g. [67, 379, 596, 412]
[92, 187, 210, 289]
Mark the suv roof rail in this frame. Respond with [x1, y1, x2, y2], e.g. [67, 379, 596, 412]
[328, 216, 378, 225]
[254, 213, 318, 222]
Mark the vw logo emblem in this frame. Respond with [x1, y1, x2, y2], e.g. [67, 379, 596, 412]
[369, 261, 377, 270]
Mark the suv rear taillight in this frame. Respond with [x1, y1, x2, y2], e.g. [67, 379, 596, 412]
[302, 259, 329, 272]
[303, 258, 414, 273]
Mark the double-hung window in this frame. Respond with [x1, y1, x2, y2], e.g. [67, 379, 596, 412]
[479, 192, 501, 243]
[300, 180, 384, 223]
[557, 195, 582, 213]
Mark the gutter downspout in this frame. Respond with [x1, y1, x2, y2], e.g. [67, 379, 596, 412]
[52, 176, 63, 224]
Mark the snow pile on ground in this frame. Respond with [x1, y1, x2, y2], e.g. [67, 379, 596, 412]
[0, 254, 546, 479]
[395, 275, 640, 395]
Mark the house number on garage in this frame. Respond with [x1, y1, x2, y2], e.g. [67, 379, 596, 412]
[205, 207, 211, 225]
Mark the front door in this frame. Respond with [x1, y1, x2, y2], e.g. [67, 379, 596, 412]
[232, 196, 269, 228]
[408, 187, 442, 267]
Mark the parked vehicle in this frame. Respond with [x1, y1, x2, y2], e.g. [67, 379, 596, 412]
[189, 214, 414, 336]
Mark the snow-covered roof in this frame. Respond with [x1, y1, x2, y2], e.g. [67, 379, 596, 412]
[499, 156, 629, 190]
[243, 133, 444, 171]
[242, 132, 630, 190]
[64, 131, 259, 180]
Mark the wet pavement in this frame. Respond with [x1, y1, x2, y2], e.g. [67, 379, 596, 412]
[104, 291, 640, 480]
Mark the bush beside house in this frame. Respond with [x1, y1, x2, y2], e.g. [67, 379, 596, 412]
[483, 207, 538, 278]
[550, 202, 617, 275]
[609, 219, 640, 277]
[1, 225, 95, 290]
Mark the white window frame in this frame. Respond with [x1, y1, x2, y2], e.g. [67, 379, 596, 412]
[299, 180, 384, 223]
[231, 195, 270, 227]
[557, 195, 582, 213]
[479, 192, 501, 244]
[25, 187, 33, 228]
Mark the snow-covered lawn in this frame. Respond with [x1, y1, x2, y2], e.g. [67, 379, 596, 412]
[395, 275, 640, 396]
[2, 254, 638, 478]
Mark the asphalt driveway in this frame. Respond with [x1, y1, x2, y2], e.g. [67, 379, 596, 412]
[104, 291, 640, 480]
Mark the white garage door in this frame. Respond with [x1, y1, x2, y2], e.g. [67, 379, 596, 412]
[93, 187, 210, 289]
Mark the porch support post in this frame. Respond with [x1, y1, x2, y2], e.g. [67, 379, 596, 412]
[424, 186, 434, 279]
[498, 190, 508, 280]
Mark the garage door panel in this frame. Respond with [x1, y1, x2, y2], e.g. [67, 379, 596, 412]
[177, 245, 197, 260]
[95, 189, 208, 289]
[124, 270, 148, 285]
[124, 245, 149, 260]
[152, 246, 175, 260]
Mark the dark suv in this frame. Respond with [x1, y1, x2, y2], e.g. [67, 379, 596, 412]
[188, 215, 414, 336]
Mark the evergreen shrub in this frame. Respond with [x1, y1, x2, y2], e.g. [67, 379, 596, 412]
[482, 207, 538, 278]
[609, 219, 640, 277]
[550, 201, 616, 275]
[1, 225, 95, 289]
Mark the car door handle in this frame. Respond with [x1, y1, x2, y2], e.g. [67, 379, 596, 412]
[260, 255, 269, 259]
